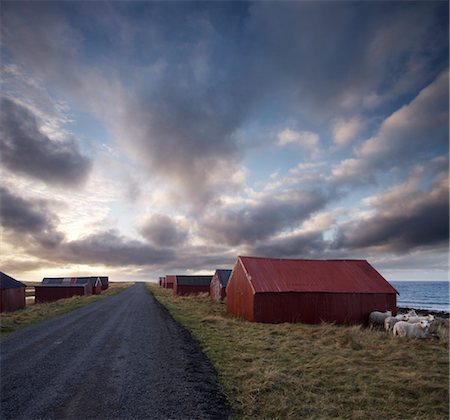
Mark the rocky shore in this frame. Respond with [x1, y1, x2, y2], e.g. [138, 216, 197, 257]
[398, 307, 449, 319]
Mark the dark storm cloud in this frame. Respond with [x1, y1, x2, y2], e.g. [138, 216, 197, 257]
[139, 214, 188, 248]
[199, 189, 329, 246]
[0, 97, 92, 187]
[331, 71, 449, 187]
[0, 186, 64, 248]
[161, 245, 237, 274]
[250, 230, 326, 259]
[334, 166, 449, 252]
[243, 1, 448, 117]
[62, 230, 175, 267]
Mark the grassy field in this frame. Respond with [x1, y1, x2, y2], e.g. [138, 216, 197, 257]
[1, 282, 133, 336]
[149, 285, 449, 420]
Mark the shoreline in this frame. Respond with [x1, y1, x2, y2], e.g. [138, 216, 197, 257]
[397, 306, 449, 319]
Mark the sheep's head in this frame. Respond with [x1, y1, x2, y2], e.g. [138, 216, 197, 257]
[399, 314, 409, 321]
[427, 314, 435, 322]
[420, 320, 430, 329]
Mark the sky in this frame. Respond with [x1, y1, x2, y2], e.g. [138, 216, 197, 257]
[1, 1, 448, 282]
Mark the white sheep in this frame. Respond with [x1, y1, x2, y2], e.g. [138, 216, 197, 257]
[393, 320, 430, 338]
[369, 310, 392, 328]
[384, 314, 409, 332]
[407, 314, 435, 324]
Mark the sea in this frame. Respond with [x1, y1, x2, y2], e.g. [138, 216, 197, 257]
[391, 281, 449, 313]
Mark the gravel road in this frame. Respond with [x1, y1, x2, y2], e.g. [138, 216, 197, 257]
[1, 283, 230, 420]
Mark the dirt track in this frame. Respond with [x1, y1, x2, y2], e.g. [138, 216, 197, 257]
[0, 283, 229, 419]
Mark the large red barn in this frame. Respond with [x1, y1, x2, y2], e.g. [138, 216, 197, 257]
[174, 275, 213, 296]
[226, 256, 398, 324]
[0, 272, 26, 312]
[210, 269, 232, 302]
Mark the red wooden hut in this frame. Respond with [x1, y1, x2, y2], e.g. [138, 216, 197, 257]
[35, 284, 88, 303]
[164, 275, 175, 289]
[210, 269, 232, 302]
[174, 275, 213, 296]
[226, 256, 398, 324]
[0, 272, 26, 312]
[35, 276, 102, 303]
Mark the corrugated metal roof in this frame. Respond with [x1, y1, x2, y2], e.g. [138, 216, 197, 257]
[175, 275, 213, 286]
[35, 284, 86, 288]
[216, 269, 232, 287]
[239, 256, 398, 294]
[42, 278, 65, 284]
[43, 277, 102, 286]
[0, 272, 26, 289]
[75, 277, 98, 286]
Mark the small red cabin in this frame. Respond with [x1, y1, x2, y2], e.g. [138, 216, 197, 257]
[226, 256, 398, 324]
[210, 269, 232, 302]
[35, 284, 88, 303]
[35, 276, 105, 303]
[174, 275, 213, 296]
[0, 272, 26, 312]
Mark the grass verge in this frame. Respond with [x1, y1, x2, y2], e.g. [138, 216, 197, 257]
[149, 285, 449, 420]
[1, 282, 133, 336]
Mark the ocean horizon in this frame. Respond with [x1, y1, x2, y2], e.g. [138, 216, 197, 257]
[391, 280, 449, 313]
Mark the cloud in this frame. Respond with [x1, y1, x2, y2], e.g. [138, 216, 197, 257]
[331, 116, 365, 147]
[332, 71, 449, 184]
[244, 1, 448, 117]
[277, 128, 319, 152]
[360, 71, 448, 161]
[250, 230, 326, 259]
[139, 214, 188, 247]
[199, 189, 329, 246]
[334, 158, 449, 252]
[0, 186, 64, 248]
[0, 97, 92, 187]
[62, 230, 175, 267]
[3, 1, 447, 204]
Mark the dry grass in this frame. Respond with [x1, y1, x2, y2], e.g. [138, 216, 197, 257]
[150, 285, 449, 420]
[1, 282, 133, 336]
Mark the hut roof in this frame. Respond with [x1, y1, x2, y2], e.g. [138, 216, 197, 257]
[238, 256, 398, 294]
[42, 277, 65, 284]
[216, 269, 232, 287]
[35, 284, 86, 288]
[75, 277, 100, 286]
[0, 272, 26, 289]
[175, 275, 213, 286]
